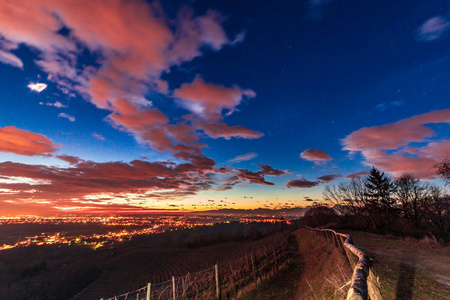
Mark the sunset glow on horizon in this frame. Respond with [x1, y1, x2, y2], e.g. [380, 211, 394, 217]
[0, 0, 449, 215]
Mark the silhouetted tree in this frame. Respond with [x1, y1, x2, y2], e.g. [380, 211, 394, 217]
[427, 184, 449, 232]
[394, 173, 430, 229]
[435, 158, 450, 185]
[364, 167, 396, 232]
[323, 179, 369, 228]
[302, 204, 339, 227]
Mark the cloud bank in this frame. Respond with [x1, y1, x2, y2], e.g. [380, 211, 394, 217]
[0, 126, 59, 156]
[342, 109, 450, 179]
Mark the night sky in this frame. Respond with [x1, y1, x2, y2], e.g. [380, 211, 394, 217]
[0, 0, 449, 215]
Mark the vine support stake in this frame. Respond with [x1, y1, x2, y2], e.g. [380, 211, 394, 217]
[215, 263, 220, 299]
[172, 276, 176, 300]
[146, 282, 151, 300]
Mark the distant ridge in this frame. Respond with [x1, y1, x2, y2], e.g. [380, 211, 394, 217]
[189, 207, 310, 217]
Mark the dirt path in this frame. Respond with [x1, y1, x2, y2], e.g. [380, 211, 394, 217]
[347, 231, 450, 300]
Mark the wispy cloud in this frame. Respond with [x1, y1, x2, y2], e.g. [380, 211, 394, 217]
[92, 133, 105, 141]
[375, 100, 403, 111]
[0, 49, 23, 69]
[228, 152, 258, 163]
[58, 113, 75, 122]
[416, 16, 450, 42]
[28, 82, 47, 93]
[45, 101, 67, 108]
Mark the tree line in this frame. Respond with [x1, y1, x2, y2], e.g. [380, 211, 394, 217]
[303, 159, 450, 239]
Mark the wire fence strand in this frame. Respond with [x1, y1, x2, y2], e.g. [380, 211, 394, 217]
[102, 232, 294, 300]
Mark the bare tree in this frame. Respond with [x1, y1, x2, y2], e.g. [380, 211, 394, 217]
[428, 184, 449, 232]
[435, 158, 450, 185]
[323, 179, 366, 216]
[302, 203, 339, 227]
[394, 173, 431, 229]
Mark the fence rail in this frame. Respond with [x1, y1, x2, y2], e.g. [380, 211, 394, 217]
[101, 232, 294, 300]
[305, 226, 382, 300]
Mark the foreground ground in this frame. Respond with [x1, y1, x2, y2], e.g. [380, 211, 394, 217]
[0, 225, 288, 300]
[2, 226, 449, 299]
[346, 230, 450, 300]
[243, 229, 352, 299]
[244, 228, 450, 300]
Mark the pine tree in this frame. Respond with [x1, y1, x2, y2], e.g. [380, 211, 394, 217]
[364, 167, 396, 232]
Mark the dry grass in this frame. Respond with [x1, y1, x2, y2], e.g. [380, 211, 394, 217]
[402, 234, 440, 248]
[240, 229, 353, 300]
[294, 229, 352, 300]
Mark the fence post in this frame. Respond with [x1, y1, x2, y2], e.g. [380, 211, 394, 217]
[215, 263, 220, 299]
[146, 282, 151, 300]
[333, 232, 339, 248]
[172, 276, 176, 300]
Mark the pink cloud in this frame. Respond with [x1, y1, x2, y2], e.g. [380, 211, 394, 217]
[345, 171, 370, 180]
[0, 1, 75, 51]
[0, 0, 261, 169]
[228, 152, 258, 164]
[107, 98, 168, 132]
[416, 16, 450, 42]
[57, 154, 83, 165]
[258, 164, 287, 176]
[286, 178, 319, 188]
[0, 126, 59, 156]
[343, 109, 450, 151]
[317, 173, 341, 182]
[0, 49, 23, 68]
[234, 164, 287, 186]
[300, 149, 332, 164]
[155, 79, 169, 95]
[46, 101, 66, 108]
[58, 112, 75, 122]
[0, 156, 289, 213]
[236, 169, 274, 186]
[0, 159, 211, 204]
[342, 109, 450, 179]
[92, 133, 106, 141]
[174, 77, 256, 120]
[196, 119, 263, 140]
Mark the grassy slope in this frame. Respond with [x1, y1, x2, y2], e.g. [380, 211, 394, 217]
[345, 231, 450, 300]
[241, 229, 352, 300]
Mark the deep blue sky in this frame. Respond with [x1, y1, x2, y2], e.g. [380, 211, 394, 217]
[0, 0, 448, 214]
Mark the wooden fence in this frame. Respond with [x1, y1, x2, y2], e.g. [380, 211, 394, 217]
[305, 226, 382, 300]
[101, 232, 295, 300]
